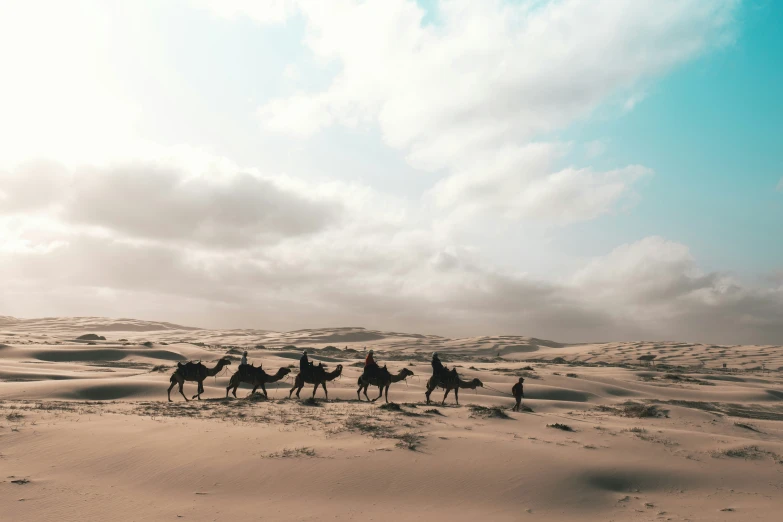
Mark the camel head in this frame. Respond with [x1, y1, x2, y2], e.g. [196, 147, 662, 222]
[400, 368, 414, 379]
[470, 378, 483, 389]
[218, 357, 232, 367]
[276, 367, 292, 377]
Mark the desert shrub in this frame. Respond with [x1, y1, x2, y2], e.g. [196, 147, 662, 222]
[469, 405, 510, 419]
[622, 402, 662, 418]
[566, 373, 578, 378]
[734, 422, 760, 432]
[547, 423, 573, 431]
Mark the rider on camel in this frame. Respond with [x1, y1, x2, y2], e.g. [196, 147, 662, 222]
[300, 350, 309, 377]
[364, 349, 380, 379]
[431, 352, 456, 382]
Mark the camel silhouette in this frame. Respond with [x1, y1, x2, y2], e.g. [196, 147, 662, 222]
[225, 365, 291, 399]
[356, 367, 414, 403]
[289, 363, 343, 400]
[167, 357, 231, 402]
[425, 373, 483, 405]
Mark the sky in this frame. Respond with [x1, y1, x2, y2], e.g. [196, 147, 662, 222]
[0, 0, 781, 344]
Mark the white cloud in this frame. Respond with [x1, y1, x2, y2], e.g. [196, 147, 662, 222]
[3, 1, 777, 345]
[194, 0, 297, 25]
[248, 0, 738, 224]
[623, 91, 648, 112]
[431, 142, 651, 225]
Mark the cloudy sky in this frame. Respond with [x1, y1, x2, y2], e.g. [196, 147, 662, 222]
[1, 0, 781, 343]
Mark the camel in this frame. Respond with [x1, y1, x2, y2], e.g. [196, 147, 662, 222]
[225, 365, 291, 399]
[425, 372, 483, 405]
[356, 367, 414, 403]
[167, 357, 231, 402]
[288, 363, 343, 400]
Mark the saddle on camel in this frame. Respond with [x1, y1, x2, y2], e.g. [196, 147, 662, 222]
[361, 349, 387, 381]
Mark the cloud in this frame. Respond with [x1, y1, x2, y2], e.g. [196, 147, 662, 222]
[0, 155, 350, 249]
[3, 211, 781, 343]
[431, 142, 651, 224]
[247, 0, 737, 224]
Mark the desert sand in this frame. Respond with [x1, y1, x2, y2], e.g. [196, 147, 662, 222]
[1, 316, 782, 521]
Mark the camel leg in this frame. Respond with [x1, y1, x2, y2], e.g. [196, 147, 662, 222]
[192, 379, 204, 400]
[250, 384, 259, 397]
[454, 387, 459, 405]
[384, 385, 389, 404]
[168, 381, 176, 402]
[311, 382, 318, 398]
[322, 382, 328, 401]
[364, 385, 372, 402]
[372, 386, 383, 403]
[179, 380, 188, 402]
[261, 383, 268, 399]
[425, 378, 434, 404]
[442, 388, 450, 405]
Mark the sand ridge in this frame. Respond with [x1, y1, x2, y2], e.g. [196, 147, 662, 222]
[1, 317, 782, 521]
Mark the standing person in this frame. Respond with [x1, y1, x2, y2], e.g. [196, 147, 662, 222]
[512, 377, 525, 411]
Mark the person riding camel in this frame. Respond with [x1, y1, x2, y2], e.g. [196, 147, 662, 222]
[364, 349, 380, 379]
[300, 350, 309, 378]
[431, 352, 456, 383]
[431, 352, 444, 376]
[240, 351, 248, 366]
[512, 377, 525, 412]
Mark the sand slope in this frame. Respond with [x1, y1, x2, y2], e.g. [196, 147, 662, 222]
[1, 317, 782, 521]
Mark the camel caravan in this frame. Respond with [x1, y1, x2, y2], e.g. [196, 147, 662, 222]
[167, 349, 512, 407]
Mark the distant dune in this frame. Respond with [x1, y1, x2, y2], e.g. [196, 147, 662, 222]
[1, 316, 781, 521]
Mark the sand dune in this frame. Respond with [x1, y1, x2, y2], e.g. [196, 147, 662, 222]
[1, 317, 782, 521]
